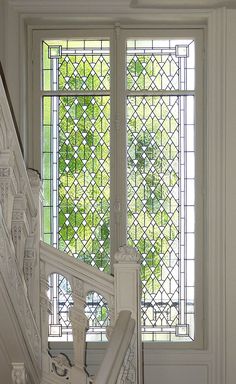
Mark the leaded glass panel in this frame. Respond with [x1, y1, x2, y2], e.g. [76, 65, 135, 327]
[126, 39, 195, 342]
[48, 274, 73, 341]
[42, 34, 199, 344]
[42, 39, 110, 91]
[42, 95, 110, 270]
[127, 39, 194, 91]
[48, 274, 110, 342]
[85, 292, 109, 342]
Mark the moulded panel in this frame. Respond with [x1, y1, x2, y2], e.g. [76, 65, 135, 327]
[144, 364, 208, 384]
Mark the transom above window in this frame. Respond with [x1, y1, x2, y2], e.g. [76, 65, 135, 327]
[37, 28, 203, 344]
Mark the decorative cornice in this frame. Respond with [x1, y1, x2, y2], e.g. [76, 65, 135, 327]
[132, 0, 236, 8]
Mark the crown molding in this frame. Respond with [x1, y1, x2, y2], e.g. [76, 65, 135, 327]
[6, 0, 236, 15]
[131, 0, 236, 8]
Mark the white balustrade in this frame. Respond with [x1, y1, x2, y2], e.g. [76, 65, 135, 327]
[0, 70, 143, 384]
[0, 75, 41, 382]
[40, 242, 143, 384]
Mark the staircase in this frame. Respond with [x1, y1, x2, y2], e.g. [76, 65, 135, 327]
[0, 64, 143, 383]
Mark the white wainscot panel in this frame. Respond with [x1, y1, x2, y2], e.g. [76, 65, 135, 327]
[144, 365, 208, 384]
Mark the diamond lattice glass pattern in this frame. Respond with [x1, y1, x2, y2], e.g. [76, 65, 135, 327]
[85, 292, 109, 342]
[42, 38, 111, 343]
[48, 274, 110, 342]
[127, 39, 195, 342]
[127, 39, 194, 91]
[43, 95, 110, 271]
[42, 40, 110, 91]
[48, 274, 73, 341]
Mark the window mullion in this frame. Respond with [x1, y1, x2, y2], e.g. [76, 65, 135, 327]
[110, 27, 127, 269]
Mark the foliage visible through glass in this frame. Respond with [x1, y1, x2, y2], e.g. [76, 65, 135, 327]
[42, 37, 196, 342]
[127, 39, 195, 341]
[42, 40, 110, 272]
[48, 274, 109, 342]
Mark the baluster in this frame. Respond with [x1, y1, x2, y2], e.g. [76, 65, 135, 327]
[70, 277, 89, 384]
[40, 261, 51, 374]
[106, 294, 115, 340]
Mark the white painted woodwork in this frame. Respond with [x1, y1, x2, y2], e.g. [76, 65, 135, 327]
[40, 243, 141, 383]
[94, 310, 135, 384]
[0, 75, 41, 383]
[40, 241, 114, 298]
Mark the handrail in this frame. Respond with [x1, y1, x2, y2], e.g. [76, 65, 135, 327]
[40, 240, 114, 296]
[0, 76, 37, 220]
[93, 310, 135, 384]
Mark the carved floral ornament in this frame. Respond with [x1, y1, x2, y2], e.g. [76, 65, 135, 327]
[114, 245, 141, 263]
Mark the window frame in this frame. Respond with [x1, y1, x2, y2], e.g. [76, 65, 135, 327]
[31, 26, 204, 348]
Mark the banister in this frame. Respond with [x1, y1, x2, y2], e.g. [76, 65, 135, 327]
[93, 310, 135, 384]
[40, 240, 114, 297]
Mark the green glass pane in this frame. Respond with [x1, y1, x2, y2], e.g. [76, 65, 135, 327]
[54, 95, 111, 271]
[127, 95, 180, 338]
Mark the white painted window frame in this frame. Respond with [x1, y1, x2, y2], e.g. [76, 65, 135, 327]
[31, 25, 204, 348]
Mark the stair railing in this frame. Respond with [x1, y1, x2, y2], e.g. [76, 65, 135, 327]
[40, 243, 142, 384]
[0, 70, 42, 382]
[93, 310, 135, 384]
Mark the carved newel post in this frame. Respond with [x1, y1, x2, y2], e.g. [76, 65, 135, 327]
[70, 277, 89, 384]
[114, 245, 143, 384]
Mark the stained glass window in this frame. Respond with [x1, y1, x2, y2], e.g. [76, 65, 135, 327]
[126, 39, 195, 341]
[48, 274, 109, 342]
[48, 273, 73, 341]
[41, 34, 200, 343]
[42, 40, 110, 272]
